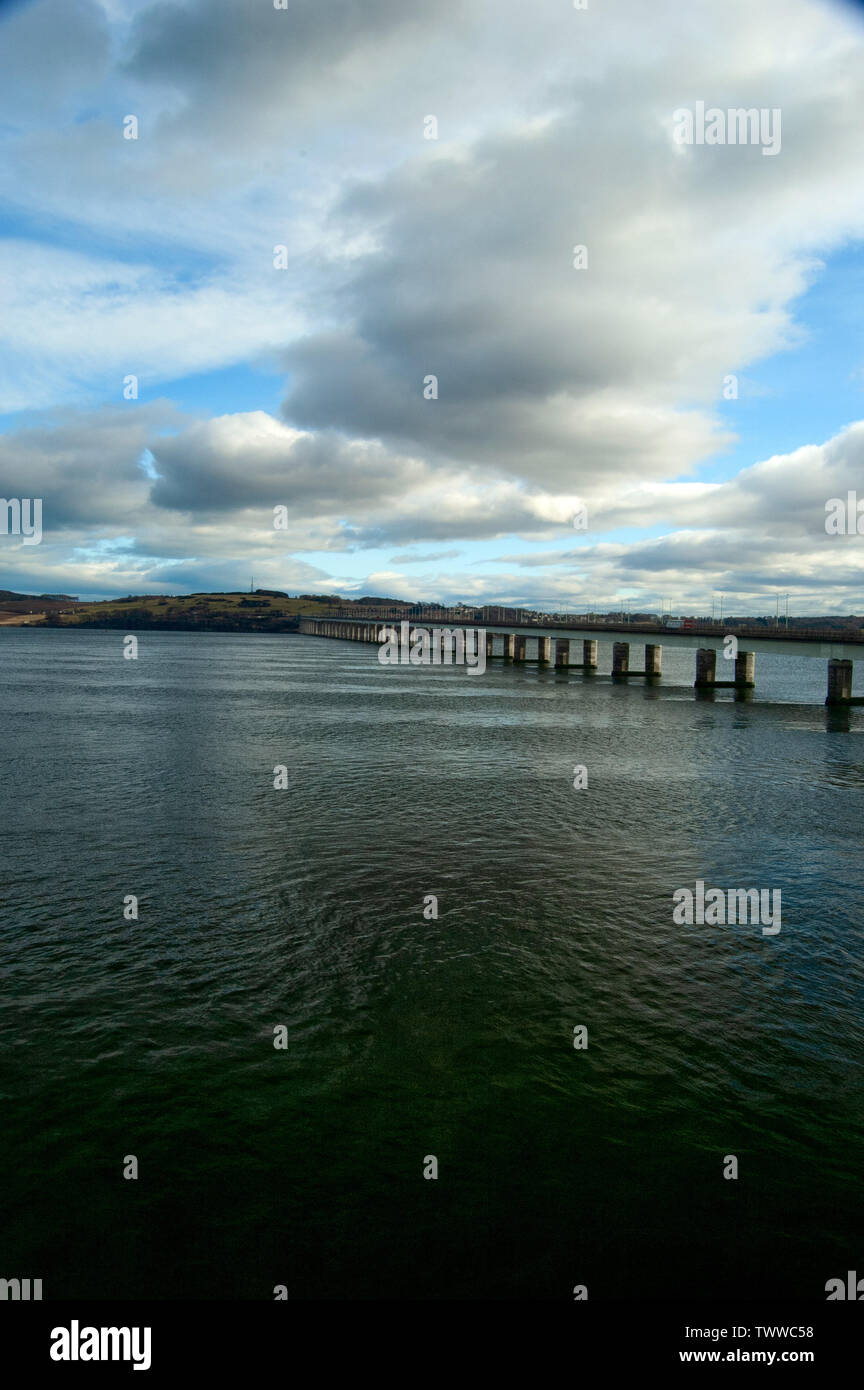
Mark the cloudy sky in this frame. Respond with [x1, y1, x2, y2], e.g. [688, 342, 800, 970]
[2, 0, 864, 612]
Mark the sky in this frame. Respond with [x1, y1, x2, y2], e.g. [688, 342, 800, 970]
[2, 0, 864, 613]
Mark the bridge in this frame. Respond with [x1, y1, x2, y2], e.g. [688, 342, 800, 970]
[297, 614, 864, 705]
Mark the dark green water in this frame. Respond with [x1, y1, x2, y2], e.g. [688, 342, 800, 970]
[1, 628, 863, 1300]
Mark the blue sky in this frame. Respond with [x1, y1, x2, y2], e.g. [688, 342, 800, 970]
[2, 0, 864, 612]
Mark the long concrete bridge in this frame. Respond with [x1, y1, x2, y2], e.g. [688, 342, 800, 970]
[297, 617, 863, 706]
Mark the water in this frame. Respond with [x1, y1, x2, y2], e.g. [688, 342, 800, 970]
[1, 628, 863, 1300]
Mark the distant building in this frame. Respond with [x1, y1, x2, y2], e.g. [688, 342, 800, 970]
[482, 605, 520, 624]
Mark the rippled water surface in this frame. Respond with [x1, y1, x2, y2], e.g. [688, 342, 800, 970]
[1, 628, 863, 1299]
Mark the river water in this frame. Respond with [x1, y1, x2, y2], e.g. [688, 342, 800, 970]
[1, 628, 862, 1299]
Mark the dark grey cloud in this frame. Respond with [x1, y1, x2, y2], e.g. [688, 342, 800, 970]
[125, 0, 454, 144]
[0, 401, 179, 529]
[147, 416, 429, 515]
[277, 102, 783, 489]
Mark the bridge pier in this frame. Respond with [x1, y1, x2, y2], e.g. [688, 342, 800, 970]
[612, 641, 661, 679]
[612, 642, 629, 678]
[513, 634, 526, 662]
[696, 648, 756, 690]
[695, 648, 717, 687]
[826, 659, 855, 705]
[555, 639, 570, 668]
[645, 643, 662, 678]
[735, 650, 755, 687]
[568, 639, 599, 671]
[538, 636, 552, 664]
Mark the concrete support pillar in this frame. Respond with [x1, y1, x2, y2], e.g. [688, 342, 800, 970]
[645, 644, 662, 677]
[513, 634, 526, 662]
[554, 639, 570, 668]
[486, 634, 495, 659]
[538, 636, 552, 664]
[695, 648, 717, 687]
[506, 633, 516, 660]
[583, 640, 598, 669]
[735, 651, 755, 687]
[612, 642, 630, 677]
[826, 659, 853, 705]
